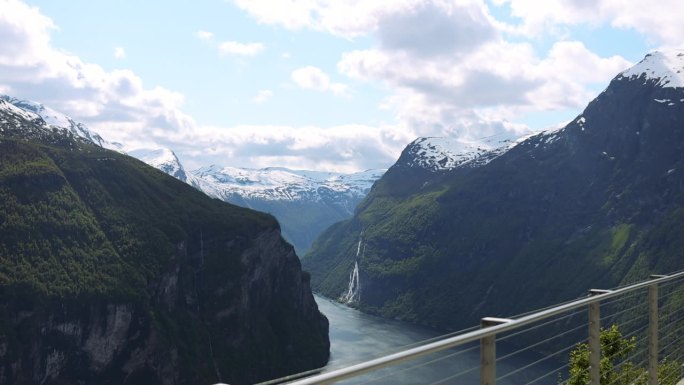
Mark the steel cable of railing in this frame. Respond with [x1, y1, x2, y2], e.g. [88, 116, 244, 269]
[659, 305, 684, 325]
[495, 340, 582, 381]
[660, 318, 684, 340]
[659, 345, 684, 385]
[659, 341, 684, 362]
[605, 329, 649, 360]
[600, 288, 647, 308]
[425, 363, 480, 385]
[659, 271, 684, 288]
[285, 270, 684, 385]
[606, 312, 649, 334]
[319, 324, 483, 373]
[497, 308, 586, 343]
[661, 366, 684, 385]
[497, 321, 589, 363]
[658, 312, 684, 343]
[659, 330, 684, 355]
[606, 365, 648, 385]
[524, 361, 570, 385]
[600, 300, 648, 322]
[356, 343, 480, 385]
[660, 325, 684, 345]
[663, 345, 684, 360]
[606, 348, 649, 385]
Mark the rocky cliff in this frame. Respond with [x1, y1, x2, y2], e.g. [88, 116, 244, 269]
[0, 100, 329, 384]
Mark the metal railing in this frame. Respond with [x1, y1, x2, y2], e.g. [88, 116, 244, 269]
[284, 270, 684, 385]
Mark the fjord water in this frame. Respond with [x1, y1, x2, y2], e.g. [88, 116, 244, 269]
[315, 295, 562, 384]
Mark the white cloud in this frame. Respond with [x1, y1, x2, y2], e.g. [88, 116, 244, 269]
[196, 30, 265, 58]
[178, 123, 413, 172]
[232, 0, 499, 39]
[291, 66, 349, 96]
[114, 46, 126, 59]
[196, 30, 214, 40]
[494, 0, 684, 45]
[0, 0, 404, 173]
[339, 38, 630, 133]
[252, 89, 273, 103]
[0, 0, 194, 148]
[0, 0, 656, 173]
[218, 41, 265, 56]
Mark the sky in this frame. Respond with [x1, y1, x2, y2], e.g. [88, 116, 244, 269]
[0, 0, 681, 172]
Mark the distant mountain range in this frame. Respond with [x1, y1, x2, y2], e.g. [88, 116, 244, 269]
[0, 95, 385, 255]
[303, 50, 684, 330]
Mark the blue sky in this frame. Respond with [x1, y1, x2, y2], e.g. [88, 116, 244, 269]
[0, 0, 679, 171]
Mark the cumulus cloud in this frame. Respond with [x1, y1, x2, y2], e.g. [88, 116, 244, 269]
[0, 0, 194, 148]
[0, 0, 655, 173]
[0, 0, 406, 172]
[291, 66, 349, 96]
[252, 89, 273, 103]
[325, 0, 629, 141]
[218, 41, 265, 56]
[340, 38, 629, 136]
[375, 1, 497, 57]
[234, 0, 628, 143]
[493, 0, 684, 45]
[175, 123, 414, 172]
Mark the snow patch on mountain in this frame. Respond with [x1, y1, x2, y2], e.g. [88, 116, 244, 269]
[0, 95, 124, 152]
[618, 50, 684, 89]
[403, 132, 523, 172]
[128, 148, 189, 180]
[0, 98, 41, 123]
[192, 165, 384, 203]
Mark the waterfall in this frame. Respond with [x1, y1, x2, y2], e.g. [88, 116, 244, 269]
[341, 235, 363, 304]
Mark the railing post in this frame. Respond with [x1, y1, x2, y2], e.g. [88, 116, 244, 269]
[480, 317, 511, 385]
[588, 289, 609, 385]
[648, 275, 665, 385]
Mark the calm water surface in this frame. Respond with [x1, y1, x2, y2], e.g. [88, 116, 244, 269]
[314, 295, 564, 385]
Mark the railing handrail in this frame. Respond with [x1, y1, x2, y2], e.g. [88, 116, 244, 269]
[288, 270, 684, 385]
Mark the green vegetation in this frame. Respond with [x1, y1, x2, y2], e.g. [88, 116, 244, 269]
[0, 123, 329, 384]
[303, 76, 684, 331]
[564, 325, 680, 385]
[0, 138, 274, 299]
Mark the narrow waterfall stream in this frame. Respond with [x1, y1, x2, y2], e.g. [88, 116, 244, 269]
[340, 235, 363, 304]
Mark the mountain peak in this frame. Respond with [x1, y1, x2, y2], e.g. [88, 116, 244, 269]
[128, 147, 191, 182]
[618, 49, 684, 88]
[398, 135, 517, 172]
[0, 95, 125, 151]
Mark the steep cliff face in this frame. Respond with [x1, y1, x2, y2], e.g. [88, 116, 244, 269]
[0, 102, 329, 384]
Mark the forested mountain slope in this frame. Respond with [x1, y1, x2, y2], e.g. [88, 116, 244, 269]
[0, 99, 329, 385]
[303, 50, 684, 330]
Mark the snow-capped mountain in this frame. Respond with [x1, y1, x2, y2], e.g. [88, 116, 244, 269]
[617, 50, 684, 88]
[304, 49, 684, 330]
[1, 94, 384, 255]
[127, 147, 199, 186]
[190, 165, 384, 254]
[0, 96, 124, 152]
[193, 165, 383, 205]
[399, 50, 684, 175]
[399, 135, 518, 172]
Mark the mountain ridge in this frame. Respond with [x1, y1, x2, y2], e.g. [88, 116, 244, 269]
[0, 102, 330, 384]
[0, 95, 385, 255]
[302, 50, 684, 330]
